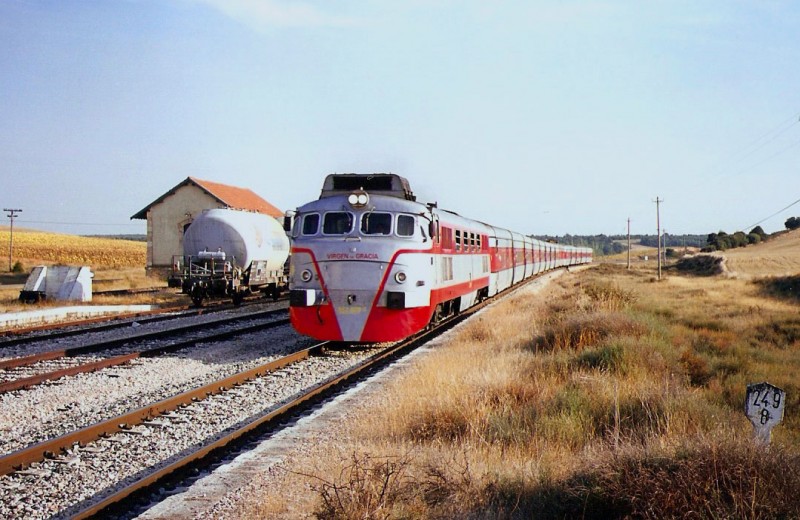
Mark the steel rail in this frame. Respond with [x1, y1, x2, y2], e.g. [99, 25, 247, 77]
[0, 308, 287, 370]
[0, 306, 190, 341]
[0, 318, 290, 394]
[0, 343, 323, 476]
[0, 295, 288, 345]
[4, 270, 557, 517]
[70, 295, 498, 520]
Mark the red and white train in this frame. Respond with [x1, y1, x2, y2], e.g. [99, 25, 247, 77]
[288, 174, 592, 343]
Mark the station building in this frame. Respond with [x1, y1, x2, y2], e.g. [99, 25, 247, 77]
[131, 177, 283, 276]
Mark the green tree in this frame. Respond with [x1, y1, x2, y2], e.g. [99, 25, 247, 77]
[750, 225, 767, 239]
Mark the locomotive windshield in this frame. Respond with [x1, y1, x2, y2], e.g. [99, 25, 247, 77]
[323, 212, 354, 234]
[293, 210, 420, 238]
[396, 215, 415, 236]
[361, 212, 392, 235]
[302, 214, 319, 235]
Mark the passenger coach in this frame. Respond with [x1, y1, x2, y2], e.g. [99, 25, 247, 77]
[288, 174, 591, 342]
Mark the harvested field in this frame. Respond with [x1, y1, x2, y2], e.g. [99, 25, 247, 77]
[723, 228, 800, 278]
[0, 229, 145, 269]
[0, 229, 180, 313]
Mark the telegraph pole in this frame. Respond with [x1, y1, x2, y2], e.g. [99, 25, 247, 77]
[4, 208, 22, 272]
[627, 218, 631, 269]
[654, 198, 662, 280]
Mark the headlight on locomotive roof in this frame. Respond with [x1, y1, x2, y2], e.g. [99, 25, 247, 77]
[301, 269, 313, 282]
[394, 271, 407, 284]
[348, 191, 369, 208]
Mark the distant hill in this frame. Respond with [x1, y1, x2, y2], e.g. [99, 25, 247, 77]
[84, 234, 147, 242]
[534, 234, 708, 256]
[720, 227, 800, 278]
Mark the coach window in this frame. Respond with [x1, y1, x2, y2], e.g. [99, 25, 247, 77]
[302, 214, 320, 235]
[361, 212, 392, 235]
[397, 215, 415, 237]
[455, 230, 461, 252]
[323, 212, 353, 235]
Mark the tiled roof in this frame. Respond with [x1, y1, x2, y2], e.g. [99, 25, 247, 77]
[131, 177, 283, 219]
[189, 177, 283, 217]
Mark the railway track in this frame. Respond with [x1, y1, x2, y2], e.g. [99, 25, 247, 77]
[0, 293, 288, 343]
[0, 272, 543, 519]
[0, 309, 290, 393]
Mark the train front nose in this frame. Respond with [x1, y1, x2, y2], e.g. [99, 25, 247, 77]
[290, 258, 386, 342]
[323, 261, 385, 341]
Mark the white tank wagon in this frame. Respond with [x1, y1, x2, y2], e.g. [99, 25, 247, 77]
[170, 209, 290, 306]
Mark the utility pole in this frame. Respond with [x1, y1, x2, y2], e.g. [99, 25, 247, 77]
[654, 198, 662, 280]
[627, 218, 631, 269]
[4, 208, 22, 272]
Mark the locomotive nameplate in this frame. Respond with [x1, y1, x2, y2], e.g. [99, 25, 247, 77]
[327, 252, 379, 260]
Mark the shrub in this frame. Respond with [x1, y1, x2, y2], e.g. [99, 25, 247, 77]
[674, 255, 723, 276]
[11, 261, 24, 273]
[531, 312, 646, 352]
[680, 349, 713, 386]
[581, 281, 637, 311]
[528, 439, 800, 519]
[756, 275, 800, 302]
[574, 343, 627, 372]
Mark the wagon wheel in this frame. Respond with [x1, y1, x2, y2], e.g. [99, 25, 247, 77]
[232, 291, 244, 306]
[431, 304, 444, 325]
[190, 283, 205, 308]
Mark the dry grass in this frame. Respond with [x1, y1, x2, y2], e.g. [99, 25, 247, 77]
[230, 254, 800, 519]
[3, 228, 786, 516]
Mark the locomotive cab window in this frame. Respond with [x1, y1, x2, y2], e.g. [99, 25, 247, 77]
[361, 212, 392, 235]
[302, 214, 320, 235]
[323, 212, 354, 235]
[397, 215, 415, 237]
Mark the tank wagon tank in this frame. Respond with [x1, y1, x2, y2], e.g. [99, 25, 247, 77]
[170, 208, 290, 306]
[287, 173, 592, 342]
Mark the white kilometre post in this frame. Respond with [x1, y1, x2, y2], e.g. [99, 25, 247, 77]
[744, 382, 785, 446]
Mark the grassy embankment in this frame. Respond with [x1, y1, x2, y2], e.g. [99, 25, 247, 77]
[0, 229, 183, 312]
[243, 249, 800, 518]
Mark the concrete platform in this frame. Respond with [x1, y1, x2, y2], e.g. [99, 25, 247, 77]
[0, 305, 153, 331]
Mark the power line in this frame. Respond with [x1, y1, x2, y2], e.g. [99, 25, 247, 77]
[689, 111, 800, 190]
[721, 112, 800, 168]
[743, 196, 800, 231]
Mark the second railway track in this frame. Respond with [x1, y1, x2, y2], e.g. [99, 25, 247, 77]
[0, 308, 290, 394]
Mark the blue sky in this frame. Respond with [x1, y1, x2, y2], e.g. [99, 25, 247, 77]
[1, 0, 799, 237]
